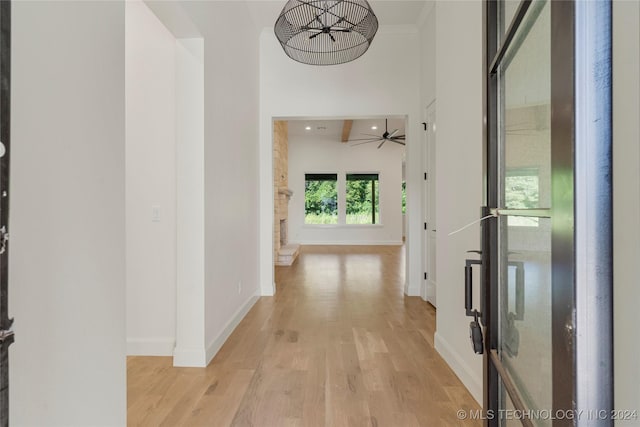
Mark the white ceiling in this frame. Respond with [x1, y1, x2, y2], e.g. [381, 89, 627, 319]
[245, 1, 430, 29]
[145, 1, 431, 41]
[287, 118, 406, 141]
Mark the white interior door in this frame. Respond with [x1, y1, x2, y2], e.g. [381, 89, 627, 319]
[424, 103, 436, 306]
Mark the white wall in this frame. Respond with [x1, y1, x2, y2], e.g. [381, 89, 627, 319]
[288, 133, 404, 245]
[125, 0, 177, 357]
[613, 0, 640, 419]
[419, 2, 436, 107]
[127, 1, 261, 367]
[260, 26, 422, 295]
[178, 2, 262, 364]
[419, 2, 437, 304]
[433, 0, 484, 404]
[9, 1, 126, 424]
[174, 37, 206, 366]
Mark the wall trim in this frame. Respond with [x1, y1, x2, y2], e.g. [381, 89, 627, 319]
[262, 282, 275, 296]
[295, 240, 404, 246]
[127, 337, 175, 357]
[173, 346, 207, 367]
[420, 281, 428, 301]
[404, 281, 421, 297]
[205, 293, 261, 364]
[434, 331, 483, 405]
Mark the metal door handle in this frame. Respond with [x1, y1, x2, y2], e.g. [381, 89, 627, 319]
[465, 259, 482, 317]
[465, 258, 484, 354]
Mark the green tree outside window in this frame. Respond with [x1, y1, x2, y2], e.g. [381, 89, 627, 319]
[304, 173, 338, 224]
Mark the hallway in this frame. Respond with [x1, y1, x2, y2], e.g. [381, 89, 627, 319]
[127, 246, 481, 426]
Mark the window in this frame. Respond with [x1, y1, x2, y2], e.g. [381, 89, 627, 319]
[304, 173, 338, 224]
[346, 173, 379, 224]
[505, 168, 539, 226]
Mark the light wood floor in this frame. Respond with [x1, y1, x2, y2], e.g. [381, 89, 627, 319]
[128, 246, 481, 426]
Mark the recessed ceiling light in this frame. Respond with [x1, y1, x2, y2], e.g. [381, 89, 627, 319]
[305, 126, 311, 131]
[371, 126, 378, 130]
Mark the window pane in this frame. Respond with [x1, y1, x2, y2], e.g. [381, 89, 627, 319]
[501, 0, 551, 213]
[505, 168, 540, 226]
[346, 173, 379, 225]
[500, 216, 552, 423]
[498, 0, 523, 44]
[304, 173, 338, 224]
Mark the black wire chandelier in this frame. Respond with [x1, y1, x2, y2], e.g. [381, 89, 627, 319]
[274, 0, 379, 66]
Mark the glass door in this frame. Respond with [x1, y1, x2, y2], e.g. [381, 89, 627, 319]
[481, 0, 613, 425]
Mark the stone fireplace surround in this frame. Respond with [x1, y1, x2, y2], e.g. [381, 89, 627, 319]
[273, 121, 299, 266]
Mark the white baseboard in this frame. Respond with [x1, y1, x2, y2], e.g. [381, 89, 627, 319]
[421, 281, 428, 301]
[127, 337, 175, 356]
[299, 240, 404, 246]
[173, 346, 207, 367]
[434, 332, 482, 405]
[205, 293, 260, 364]
[261, 281, 275, 296]
[404, 281, 421, 296]
[425, 280, 436, 306]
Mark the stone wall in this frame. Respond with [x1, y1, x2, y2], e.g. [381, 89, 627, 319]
[273, 120, 289, 258]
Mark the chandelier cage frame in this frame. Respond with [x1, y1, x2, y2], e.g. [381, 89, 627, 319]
[274, 0, 379, 66]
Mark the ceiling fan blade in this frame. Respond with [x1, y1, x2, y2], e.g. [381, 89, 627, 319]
[351, 139, 382, 147]
[394, 135, 406, 140]
[348, 137, 381, 142]
[309, 32, 322, 40]
[377, 140, 386, 149]
[390, 139, 406, 146]
[360, 133, 384, 138]
[388, 129, 399, 138]
[329, 33, 336, 42]
[385, 118, 388, 133]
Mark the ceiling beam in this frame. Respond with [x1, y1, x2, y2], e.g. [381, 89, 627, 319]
[341, 120, 353, 143]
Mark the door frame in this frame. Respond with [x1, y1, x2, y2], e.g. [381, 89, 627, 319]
[422, 101, 437, 306]
[0, 1, 12, 424]
[481, 0, 613, 424]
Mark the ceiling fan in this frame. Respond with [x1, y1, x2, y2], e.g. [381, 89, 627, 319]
[348, 119, 406, 149]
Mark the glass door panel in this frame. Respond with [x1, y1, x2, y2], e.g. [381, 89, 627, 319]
[501, 1, 551, 216]
[500, 385, 530, 427]
[499, 216, 552, 424]
[499, 1, 525, 44]
[495, 0, 555, 424]
[498, 4, 553, 416]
